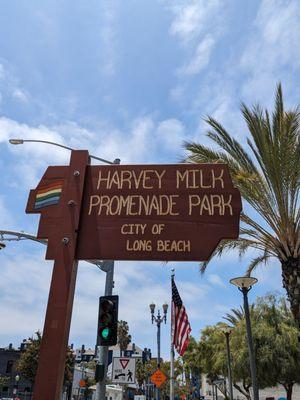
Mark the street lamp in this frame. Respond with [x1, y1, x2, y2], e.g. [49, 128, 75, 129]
[230, 276, 259, 400]
[220, 326, 233, 400]
[14, 374, 20, 398]
[150, 302, 168, 400]
[9, 138, 120, 165]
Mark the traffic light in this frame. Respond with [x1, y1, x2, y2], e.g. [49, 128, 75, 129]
[142, 348, 152, 364]
[97, 295, 119, 346]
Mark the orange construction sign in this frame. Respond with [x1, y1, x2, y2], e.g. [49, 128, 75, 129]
[79, 379, 86, 387]
[150, 369, 167, 387]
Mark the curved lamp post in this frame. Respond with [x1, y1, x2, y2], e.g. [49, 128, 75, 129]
[9, 138, 120, 165]
[220, 326, 233, 400]
[150, 302, 168, 400]
[230, 276, 259, 400]
[0, 229, 102, 269]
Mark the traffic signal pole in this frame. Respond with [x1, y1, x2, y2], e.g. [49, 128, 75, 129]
[96, 260, 114, 400]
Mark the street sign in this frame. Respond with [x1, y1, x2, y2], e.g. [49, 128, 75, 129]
[27, 162, 241, 262]
[150, 369, 167, 387]
[79, 379, 86, 387]
[112, 357, 136, 384]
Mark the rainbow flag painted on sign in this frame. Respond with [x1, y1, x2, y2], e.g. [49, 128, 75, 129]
[35, 180, 64, 210]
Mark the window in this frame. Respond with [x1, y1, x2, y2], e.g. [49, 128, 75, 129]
[6, 360, 14, 373]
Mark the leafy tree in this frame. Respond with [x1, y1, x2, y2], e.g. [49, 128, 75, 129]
[255, 294, 300, 400]
[136, 358, 185, 398]
[196, 294, 300, 400]
[184, 84, 300, 326]
[86, 359, 97, 371]
[17, 331, 75, 390]
[117, 320, 131, 356]
[82, 376, 95, 400]
[0, 375, 9, 388]
[17, 331, 42, 384]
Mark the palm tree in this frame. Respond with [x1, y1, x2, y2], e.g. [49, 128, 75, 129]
[184, 84, 300, 326]
[117, 320, 132, 356]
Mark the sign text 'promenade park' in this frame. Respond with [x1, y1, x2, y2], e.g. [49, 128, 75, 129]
[27, 161, 242, 261]
[77, 163, 242, 260]
[25, 150, 242, 400]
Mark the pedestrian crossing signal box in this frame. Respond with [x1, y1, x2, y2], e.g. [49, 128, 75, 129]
[97, 295, 119, 346]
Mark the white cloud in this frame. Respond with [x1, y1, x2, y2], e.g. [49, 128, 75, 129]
[156, 118, 185, 150]
[178, 35, 215, 75]
[0, 61, 32, 106]
[0, 114, 187, 190]
[166, 0, 225, 102]
[207, 273, 226, 287]
[98, 1, 120, 76]
[0, 196, 15, 228]
[12, 88, 30, 104]
[0, 64, 4, 80]
[240, 0, 300, 102]
[169, 0, 222, 45]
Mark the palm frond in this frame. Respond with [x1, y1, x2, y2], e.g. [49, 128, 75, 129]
[184, 83, 300, 276]
[246, 253, 271, 276]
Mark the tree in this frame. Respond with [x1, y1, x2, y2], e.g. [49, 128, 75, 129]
[117, 320, 131, 356]
[0, 375, 9, 388]
[184, 84, 300, 326]
[82, 376, 96, 400]
[255, 294, 300, 400]
[196, 294, 300, 400]
[136, 358, 185, 399]
[17, 331, 75, 391]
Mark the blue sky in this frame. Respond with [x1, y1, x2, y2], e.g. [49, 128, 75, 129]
[0, 0, 299, 359]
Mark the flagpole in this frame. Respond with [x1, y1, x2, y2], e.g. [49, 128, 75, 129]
[170, 268, 175, 400]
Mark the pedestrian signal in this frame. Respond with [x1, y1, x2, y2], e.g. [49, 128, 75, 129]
[97, 295, 119, 346]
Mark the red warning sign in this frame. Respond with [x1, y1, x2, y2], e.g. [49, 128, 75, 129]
[120, 358, 130, 369]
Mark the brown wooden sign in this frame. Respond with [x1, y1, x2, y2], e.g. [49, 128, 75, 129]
[25, 151, 242, 400]
[77, 163, 242, 261]
[27, 162, 242, 262]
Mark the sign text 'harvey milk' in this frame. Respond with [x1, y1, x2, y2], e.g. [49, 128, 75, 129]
[76, 164, 242, 261]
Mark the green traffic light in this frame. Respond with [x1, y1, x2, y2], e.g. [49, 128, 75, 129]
[101, 327, 110, 339]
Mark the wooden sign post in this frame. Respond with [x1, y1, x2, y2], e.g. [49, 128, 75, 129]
[26, 151, 89, 400]
[26, 154, 242, 400]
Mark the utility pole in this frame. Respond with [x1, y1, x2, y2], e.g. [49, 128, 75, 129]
[96, 260, 114, 400]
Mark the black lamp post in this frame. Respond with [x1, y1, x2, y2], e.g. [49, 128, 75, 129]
[221, 326, 233, 400]
[14, 374, 20, 398]
[230, 276, 259, 400]
[149, 302, 168, 400]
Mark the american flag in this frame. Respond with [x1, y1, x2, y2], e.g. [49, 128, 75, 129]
[171, 276, 191, 356]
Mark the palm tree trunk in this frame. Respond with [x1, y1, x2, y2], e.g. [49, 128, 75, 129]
[281, 258, 300, 327]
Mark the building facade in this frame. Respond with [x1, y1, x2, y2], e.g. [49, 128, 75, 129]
[0, 341, 33, 399]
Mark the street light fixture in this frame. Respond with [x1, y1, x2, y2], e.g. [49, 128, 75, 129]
[14, 374, 20, 398]
[150, 302, 168, 400]
[9, 138, 120, 165]
[220, 326, 233, 400]
[230, 276, 259, 400]
[150, 303, 156, 315]
[230, 276, 258, 289]
[162, 302, 169, 315]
